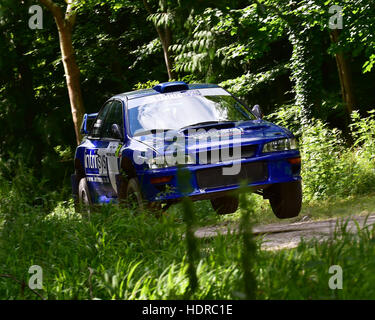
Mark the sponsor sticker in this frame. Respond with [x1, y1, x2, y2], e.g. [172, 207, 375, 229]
[85, 149, 107, 175]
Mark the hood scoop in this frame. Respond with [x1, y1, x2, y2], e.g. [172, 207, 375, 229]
[242, 124, 270, 131]
[182, 122, 235, 135]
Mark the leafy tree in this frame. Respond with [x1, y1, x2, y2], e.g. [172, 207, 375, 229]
[1, 0, 375, 187]
[38, 0, 85, 145]
[142, 0, 180, 80]
[326, 0, 375, 114]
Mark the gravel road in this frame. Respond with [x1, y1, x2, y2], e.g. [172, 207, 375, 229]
[194, 214, 375, 250]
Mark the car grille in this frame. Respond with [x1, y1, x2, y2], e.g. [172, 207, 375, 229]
[196, 161, 268, 189]
[197, 144, 257, 164]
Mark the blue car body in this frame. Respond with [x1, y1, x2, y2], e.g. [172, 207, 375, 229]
[71, 82, 301, 206]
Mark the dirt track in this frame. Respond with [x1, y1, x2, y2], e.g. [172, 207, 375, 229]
[194, 214, 375, 250]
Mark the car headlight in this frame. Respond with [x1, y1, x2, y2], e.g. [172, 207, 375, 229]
[263, 138, 297, 153]
[146, 154, 195, 169]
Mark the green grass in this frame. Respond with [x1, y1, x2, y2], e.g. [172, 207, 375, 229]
[300, 193, 375, 220]
[1, 191, 375, 300]
[2, 160, 375, 300]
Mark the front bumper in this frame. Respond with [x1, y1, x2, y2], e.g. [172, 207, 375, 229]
[138, 150, 301, 202]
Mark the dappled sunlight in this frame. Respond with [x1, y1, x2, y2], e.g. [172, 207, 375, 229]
[44, 199, 82, 222]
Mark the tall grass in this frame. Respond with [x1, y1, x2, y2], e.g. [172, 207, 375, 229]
[238, 185, 257, 299]
[2, 178, 375, 299]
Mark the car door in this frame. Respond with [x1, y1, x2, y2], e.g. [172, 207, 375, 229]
[99, 100, 124, 198]
[84, 100, 124, 202]
[84, 101, 112, 202]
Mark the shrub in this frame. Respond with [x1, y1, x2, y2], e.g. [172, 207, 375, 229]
[267, 105, 375, 201]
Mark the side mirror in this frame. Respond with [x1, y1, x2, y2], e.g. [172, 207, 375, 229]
[252, 104, 263, 120]
[111, 123, 123, 140]
[80, 113, 98, 135]
[80, 114, 89, 135]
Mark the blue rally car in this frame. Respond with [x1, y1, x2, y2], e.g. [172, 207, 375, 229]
[71, 81, 302, 219]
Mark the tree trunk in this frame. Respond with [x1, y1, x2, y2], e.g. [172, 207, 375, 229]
[143, 0, 175, 81]
[56, 21, 85, 144]
[330, 30, 355, 117]
[157, 26, 175, 80]
[39, 0, 85, 145]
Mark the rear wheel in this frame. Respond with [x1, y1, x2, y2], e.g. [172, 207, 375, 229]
[211, 195, 239, 215]
[267, 181, 302, 219]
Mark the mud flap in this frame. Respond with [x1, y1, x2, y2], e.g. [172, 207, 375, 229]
[115, 174, 122, 195]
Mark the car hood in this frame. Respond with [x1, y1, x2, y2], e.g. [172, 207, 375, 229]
[133, 120, 292, 155]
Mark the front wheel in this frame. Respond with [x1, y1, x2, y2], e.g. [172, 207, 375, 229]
[126, 177, 145, 211]
[267, 181, 302, 219]
[123, 177, 162, 215]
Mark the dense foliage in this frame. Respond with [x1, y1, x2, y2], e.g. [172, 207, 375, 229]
[1, 0, 375, 178]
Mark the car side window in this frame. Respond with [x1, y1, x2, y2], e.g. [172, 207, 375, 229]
[90, 101, 113, 138]
[101, 100, 124, 139]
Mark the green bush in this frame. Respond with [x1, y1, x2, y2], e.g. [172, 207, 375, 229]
[267, 106, 375, 201]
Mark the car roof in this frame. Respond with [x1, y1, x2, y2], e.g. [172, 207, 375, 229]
[112, 83, 221, 101]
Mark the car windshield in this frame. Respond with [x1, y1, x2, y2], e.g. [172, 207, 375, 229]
[127, 88, 255, 136]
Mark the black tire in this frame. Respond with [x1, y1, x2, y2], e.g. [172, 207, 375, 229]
[211, 195, 239, 215]
[126, 177, 145, 210]
[122, 177, 162, 215]
[78, 177, 92, 212]
[268, 180, 302, 219]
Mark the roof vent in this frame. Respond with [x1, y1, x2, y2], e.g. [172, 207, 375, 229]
[153, 81, 189, 93]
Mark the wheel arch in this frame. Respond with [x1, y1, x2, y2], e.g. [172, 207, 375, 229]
[75, 158, 85, 181]
[120, 156, 137, 179]
[117, 155, 138, 199]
